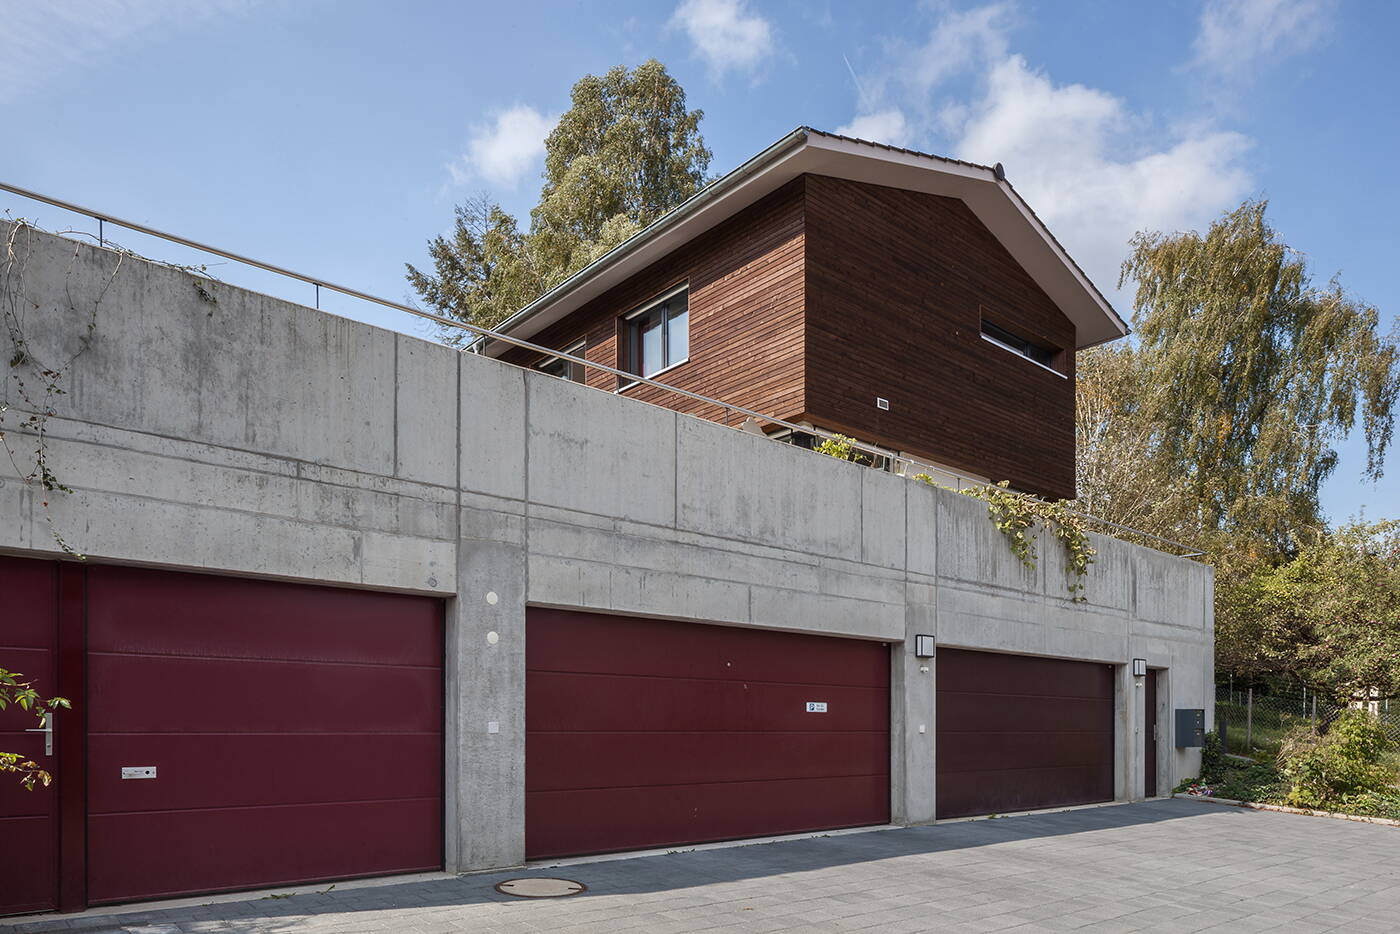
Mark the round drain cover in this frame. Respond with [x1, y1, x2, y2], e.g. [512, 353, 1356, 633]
[495, 877, 587, 898]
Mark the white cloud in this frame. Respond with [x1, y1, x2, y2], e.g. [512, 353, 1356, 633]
[949, 55, 1253, 294]
[0, 0, 257, 103]
[835, 109, 911, 147]
[908, 1, 1013, 92]
[836, 3, 1256, 302]
[671, 0, 774, 78]
[449, 105, 557, 190]
[1192, 0, 1335, 80]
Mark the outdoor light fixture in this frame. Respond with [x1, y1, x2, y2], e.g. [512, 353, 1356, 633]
[1132, 658, 1148, 678]
[914, 635, 935, 658]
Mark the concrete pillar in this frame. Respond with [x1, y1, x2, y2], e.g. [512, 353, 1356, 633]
[892, 585, 937, 824]
[1115, 661, 1139, 801]
[444, 523, 527, 872]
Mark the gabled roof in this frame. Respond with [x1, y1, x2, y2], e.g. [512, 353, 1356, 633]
[479, 127, 1128, 356]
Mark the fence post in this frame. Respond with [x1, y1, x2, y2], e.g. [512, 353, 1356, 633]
[1246, 687, 1254, 751]
[1311, 694, 1317, 731]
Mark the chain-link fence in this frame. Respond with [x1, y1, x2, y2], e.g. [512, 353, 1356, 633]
[1216, 684, 1400, 770]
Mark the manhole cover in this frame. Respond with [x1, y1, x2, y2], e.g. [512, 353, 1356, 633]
[495, 877, 587, 898]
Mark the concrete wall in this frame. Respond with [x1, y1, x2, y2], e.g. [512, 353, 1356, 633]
[0, 222, 1213, 871]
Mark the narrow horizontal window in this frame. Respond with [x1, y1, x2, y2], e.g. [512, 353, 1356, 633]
[980, 319, 1059, 371]
[536, 341, 586, 383]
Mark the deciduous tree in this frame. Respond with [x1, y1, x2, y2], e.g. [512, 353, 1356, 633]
[1077, 199, 1399, 557]
[407, 60, 711, 342]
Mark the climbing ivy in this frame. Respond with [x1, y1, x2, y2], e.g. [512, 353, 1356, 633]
[813, 430, 1098, 601]
[917, 476, 1096, 601]
[1, 220, 124, 557]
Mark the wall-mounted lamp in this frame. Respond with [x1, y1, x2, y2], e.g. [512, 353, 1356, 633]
[914, 635, 936, 658]
[1131, 658, 1148, 678]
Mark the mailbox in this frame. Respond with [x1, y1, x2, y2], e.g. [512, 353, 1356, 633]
[1175, 708, 1206, 748]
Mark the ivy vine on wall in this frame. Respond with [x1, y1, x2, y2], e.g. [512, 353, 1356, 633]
[1, 220, 121, 557]
[916, 477, 1097, 602]
[813, 435, 1096, 601]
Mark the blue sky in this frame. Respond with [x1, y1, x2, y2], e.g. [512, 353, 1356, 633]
[3, 0, 1396, 522]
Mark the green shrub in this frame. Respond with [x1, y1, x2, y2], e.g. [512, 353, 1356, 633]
[1278, 710, 1396, 809]
[1198, 731, 1226, 784]
[1339, 791, 1400, 820]
[1214, 762, 1288, 803]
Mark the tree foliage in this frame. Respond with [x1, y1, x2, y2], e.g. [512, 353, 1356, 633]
[1217, 521, 1400, 697]
[1078, 199, 1399, 557]
[406, 60, 711, 342]
[1077, 199, 1400, 689]
[530, 60, 711, 278]
[1, 667, 69, 790]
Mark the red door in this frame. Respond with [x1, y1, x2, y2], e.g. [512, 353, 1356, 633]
[0, 557, 60, 915]
[84, 566, 444, 904]
[937, 648, 1115, 818]
[526, 608, 891, 859]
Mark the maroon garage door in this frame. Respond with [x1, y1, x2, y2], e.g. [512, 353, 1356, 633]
[526, 608, 890, 859]
[936, 648, 1114, 819]
[0, 555, 444, 913]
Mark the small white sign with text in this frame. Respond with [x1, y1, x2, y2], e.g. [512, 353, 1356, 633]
[805, 702, 828, 713]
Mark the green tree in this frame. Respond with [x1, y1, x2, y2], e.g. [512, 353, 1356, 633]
[1218, 521, 1400, 696]
[407, 60, 711, 341]
[1077, 199, 1399, 557]
[529, 60, 712, 280]
[404, 195, 542, 342]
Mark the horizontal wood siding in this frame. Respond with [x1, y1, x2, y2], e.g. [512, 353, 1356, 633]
[802, 175, 1077, 499]
[501, 180, 808, 424]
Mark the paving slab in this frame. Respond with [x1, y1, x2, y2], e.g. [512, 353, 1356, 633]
[5, 799, 1398, 934]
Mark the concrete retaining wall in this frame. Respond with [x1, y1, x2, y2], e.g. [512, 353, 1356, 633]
[0, 222, 1213, 871]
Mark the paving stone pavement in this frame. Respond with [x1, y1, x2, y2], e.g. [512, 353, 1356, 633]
[6, 799, 1399, 934]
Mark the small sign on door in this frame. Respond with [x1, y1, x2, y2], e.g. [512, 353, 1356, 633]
[805, 702, 828, 713]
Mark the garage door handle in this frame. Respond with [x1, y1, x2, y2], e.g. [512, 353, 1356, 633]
[24, 714, 54, 756]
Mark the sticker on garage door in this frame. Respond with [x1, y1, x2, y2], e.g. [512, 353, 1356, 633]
[805, 702, 828, 712]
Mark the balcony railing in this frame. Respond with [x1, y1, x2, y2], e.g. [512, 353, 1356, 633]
[0, 179, 1203, 559]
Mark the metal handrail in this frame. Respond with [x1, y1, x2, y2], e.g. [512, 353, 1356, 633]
[0, 179, 1204, 559]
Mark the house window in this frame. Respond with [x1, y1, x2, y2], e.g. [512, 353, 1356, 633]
[537, 341, 586, 382]
[625, 287, 688, 379]
[980, 319, 1060, 372]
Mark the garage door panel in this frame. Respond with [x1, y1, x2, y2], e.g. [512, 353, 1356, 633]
[0, 647, 56, 733]
[937, 694, 1113, 734]
[937, 730, 1114, 774]
[0, 558, 56, 645]
[87, 568, 441, 667]
[529, 672, 886, 733]
[528, 608, 889, 688]
[936, 649, 1114, 819]
[936, 651, 1114, 698]
[88, 655, 440, 734]
[527, 731, 888, 792]
[88, 797, 441, 904]
[0, 816, 56, 914]
[936, 766, 1110, 816]
[526, 774, 889, 860]
[527, 609, 890, 858]
[89, 733, 442, 813]
[83, 565, 444, 905]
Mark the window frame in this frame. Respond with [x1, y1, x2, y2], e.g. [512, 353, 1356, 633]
[536, 339, 587, 383]
[618, 284, 690, 391]
[979, 317, 1066, 378]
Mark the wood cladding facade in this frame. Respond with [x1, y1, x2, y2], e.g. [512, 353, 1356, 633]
[500, 174, 1078, 500]
[803, 175, 1076, 499]
[501, 179, 808, 425]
